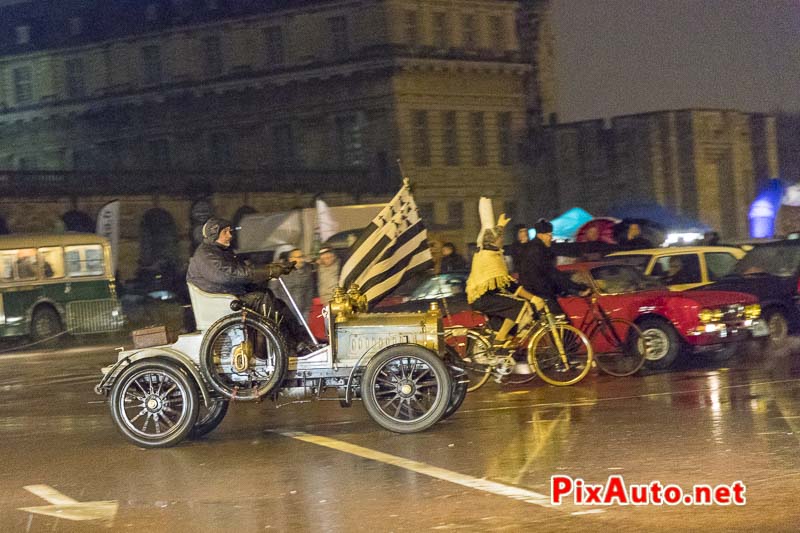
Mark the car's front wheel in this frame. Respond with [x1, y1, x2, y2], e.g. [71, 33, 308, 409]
[361, 344, 451, 433]
[639, 318, 681, 370]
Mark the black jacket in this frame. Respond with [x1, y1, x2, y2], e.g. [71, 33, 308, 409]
[186, 241, 260, 295]
[619, 236, 653, 249]
[505, 241, 527, 274]
[440, 253, 467, 273]
[517, 238, 586, 299]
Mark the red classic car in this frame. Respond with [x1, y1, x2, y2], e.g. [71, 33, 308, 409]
[558, 262, 766, 369]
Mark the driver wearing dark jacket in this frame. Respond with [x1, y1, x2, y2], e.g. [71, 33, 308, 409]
[187, 218, 304, 349]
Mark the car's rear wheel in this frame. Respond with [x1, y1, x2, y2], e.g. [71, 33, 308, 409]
[110, 359, 199, 448]
[763, 309, 789, 347]
[441, 350, 469, 420]
[190, 398, 229, 439]
[639, 318, 681, 370]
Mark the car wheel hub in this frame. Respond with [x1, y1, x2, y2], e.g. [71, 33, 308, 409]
[642, 329, 669, 360]
[145, 395, 163, 413]
[398, 381, 415, 397]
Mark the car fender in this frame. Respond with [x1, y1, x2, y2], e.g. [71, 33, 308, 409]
[96, 347, 213, 407]
[26, 297, 67, 328]
[634, 311, 686, 341]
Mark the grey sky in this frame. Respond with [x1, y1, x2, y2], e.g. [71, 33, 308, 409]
[552, 0, 800, 122]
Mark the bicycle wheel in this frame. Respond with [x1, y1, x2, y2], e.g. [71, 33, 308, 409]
[528, 323, 592, 386]
[591, 318, 646, 377]
[443, 327, 493, 392]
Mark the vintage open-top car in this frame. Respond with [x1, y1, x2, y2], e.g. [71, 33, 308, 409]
[95, 280, 467, 448]
[558, 262, 766, 369]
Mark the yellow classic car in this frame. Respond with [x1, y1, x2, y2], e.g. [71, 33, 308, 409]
[606, 246, 746, 291]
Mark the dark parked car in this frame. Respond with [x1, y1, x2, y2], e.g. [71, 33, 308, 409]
[698, 239, 800, 345]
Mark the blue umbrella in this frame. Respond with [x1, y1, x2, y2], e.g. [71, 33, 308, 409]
[550, 207, 593, 241]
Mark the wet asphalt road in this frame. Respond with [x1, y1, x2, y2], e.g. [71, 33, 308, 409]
[1, 340, 799, 532]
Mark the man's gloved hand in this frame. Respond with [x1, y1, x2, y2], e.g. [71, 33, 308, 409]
[264, 262, 293, 279]
[281, 261, 296, 275]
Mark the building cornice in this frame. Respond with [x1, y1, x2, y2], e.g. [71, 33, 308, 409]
[0, 52, 531, 123]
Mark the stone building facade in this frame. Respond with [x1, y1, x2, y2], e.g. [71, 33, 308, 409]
[0, 0, 555, 274]
[777, 112, 800, 186]
[531, 109, 779, 238]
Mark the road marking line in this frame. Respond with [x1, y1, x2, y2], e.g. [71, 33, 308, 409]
[24, 485, 78, 505]
[278, 431, 590, 513]
[20, 485, 118, 522]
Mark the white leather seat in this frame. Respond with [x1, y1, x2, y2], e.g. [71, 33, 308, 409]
[187, 282, 237, 331]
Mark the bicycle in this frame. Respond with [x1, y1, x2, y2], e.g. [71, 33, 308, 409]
[573, 291, 647, 377]
[444, 300, 593, 390]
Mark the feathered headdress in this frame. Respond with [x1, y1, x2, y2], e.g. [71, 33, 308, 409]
[476, 197, 509, 249]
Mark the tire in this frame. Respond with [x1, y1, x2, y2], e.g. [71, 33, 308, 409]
[200, 313, 288, 401]
[362, 344, 451, 433]
[763, 309, 789, 347]
[30, 306, 63, 345]
[442, 374, 468, 420]
[109, 359, 199, 448]
[528, 323, 592, 386]
[639, 318, 681, 370]
[441, 349, 469, 420]
[443, 328, 492, 392]
[189, 398, 229, 439]
[591, 318, 646, 377]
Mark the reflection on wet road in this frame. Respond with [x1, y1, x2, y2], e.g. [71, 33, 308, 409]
[0, 342, 799, 531]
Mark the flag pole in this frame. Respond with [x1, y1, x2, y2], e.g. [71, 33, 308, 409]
[396, 159, 410, 189]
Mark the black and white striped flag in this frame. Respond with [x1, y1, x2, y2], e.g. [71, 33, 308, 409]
[339, 180, 432, 304]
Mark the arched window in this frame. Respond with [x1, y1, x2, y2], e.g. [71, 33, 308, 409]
[138, 208, 180, 276]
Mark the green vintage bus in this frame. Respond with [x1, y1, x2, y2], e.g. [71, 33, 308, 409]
[0, 233, 124, 342]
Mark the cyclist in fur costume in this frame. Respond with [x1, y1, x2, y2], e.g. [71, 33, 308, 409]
[466, 201, 543, 350]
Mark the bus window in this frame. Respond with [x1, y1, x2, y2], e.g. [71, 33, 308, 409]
[38, 247, 65, 278]
[16, 249, 38, 280]
[0, 252, 15, 281]
[65, 245, 105, 277]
